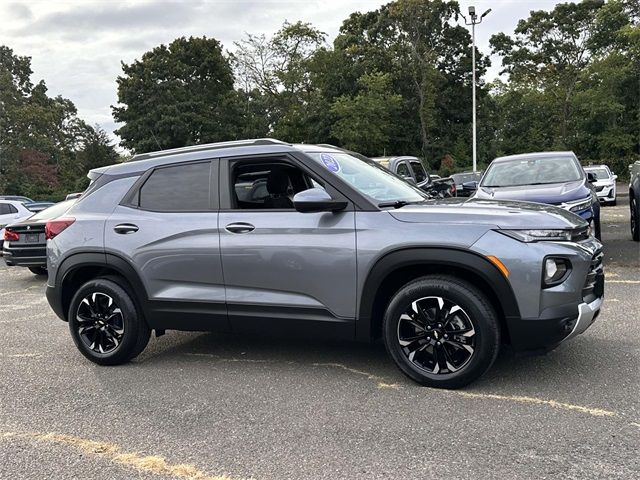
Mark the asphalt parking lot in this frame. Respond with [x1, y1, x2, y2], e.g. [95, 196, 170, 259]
[1, 191, 639, 479]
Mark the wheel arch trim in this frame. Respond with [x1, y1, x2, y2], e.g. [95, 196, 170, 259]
[356, 247, 521, 341]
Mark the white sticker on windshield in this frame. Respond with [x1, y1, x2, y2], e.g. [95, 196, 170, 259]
[320, 153, 341, 173]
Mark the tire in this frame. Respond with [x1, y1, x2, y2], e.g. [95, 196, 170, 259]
[383, 275, 500, 389]
[68, 277, 151, 365]
[610, 199, 617, 207]
[28, 266, 47, 276]
[632, 195, 640, 242]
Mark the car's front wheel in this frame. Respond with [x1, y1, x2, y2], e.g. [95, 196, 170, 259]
[68, 277, 150, 365]
[383, 275, 500, 389]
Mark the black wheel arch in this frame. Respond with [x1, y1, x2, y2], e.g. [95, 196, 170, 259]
[356, 247, 521, 342]
[54, 252, 149, 322]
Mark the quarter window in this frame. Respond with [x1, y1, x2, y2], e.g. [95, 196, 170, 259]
[0, 203, 17, 215]
[138, 162, 211, 211]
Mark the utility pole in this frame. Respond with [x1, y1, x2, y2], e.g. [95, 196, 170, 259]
[463, 6, 491, 174]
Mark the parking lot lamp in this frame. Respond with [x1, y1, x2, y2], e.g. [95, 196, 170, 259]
[463, 6, 491, 173]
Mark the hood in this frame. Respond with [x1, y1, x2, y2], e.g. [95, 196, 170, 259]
[389, 198, 587, 229]
[474, 180, 590, 205]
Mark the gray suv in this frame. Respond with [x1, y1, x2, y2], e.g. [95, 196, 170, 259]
[45, 139, 605, 388]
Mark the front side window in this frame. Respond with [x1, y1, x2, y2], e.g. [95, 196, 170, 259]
[307, 152, 427, 204]
[585, 168, 610, 180]
[138, 162, 211, 211]
[482, 156, 583, 187]
[232, 161, 320, 210]
[410, 161, 428, 183]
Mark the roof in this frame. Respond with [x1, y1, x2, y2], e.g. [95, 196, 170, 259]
[492, 151, 576, 163]
[91, 138, 345, 177]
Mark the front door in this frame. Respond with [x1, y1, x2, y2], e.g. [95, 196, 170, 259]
[219, 155, 357, 338]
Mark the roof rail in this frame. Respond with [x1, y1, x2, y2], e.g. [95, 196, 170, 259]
[132, 138, 290, 161]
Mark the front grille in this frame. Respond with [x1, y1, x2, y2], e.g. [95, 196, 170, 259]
[582, 250, 604, 302]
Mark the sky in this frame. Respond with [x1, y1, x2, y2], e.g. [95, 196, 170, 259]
[0, 0, 564, 146]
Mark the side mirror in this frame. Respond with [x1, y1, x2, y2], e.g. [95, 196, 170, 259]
[462, 181, 478, 192]
[612, 174, 618, 180]
[587, 172, 596, 183]
[293, 188, 347, 213]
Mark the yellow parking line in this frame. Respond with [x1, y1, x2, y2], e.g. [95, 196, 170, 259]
[0, 431, 238, 480]
[452, 392, 616, 417]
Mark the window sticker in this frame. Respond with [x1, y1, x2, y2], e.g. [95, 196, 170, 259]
[320, 153, 341, 173]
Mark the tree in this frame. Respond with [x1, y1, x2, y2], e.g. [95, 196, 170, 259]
[490, 0, 608, 149]
[1, 45, 120, 199]
[112, 36, 235, 153]
[233, 21, 327, 141]
[330, 72, 402, 155]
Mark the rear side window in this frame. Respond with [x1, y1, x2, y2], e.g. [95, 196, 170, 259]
[0, 203, 18, 214]
[138, 162, 211, 211]
[396, 162, 411, 177]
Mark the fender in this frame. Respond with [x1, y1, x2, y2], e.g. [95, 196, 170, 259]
[355, 247, 521, 342]
[51, 252, 151, 321]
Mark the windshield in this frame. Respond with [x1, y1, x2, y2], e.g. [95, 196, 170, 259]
[585, 167, 610, 180]
[482, 156, 582, 187]
[306, 152, 427, 204]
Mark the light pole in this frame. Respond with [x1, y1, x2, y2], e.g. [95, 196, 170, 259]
[463, 6, 491, 174]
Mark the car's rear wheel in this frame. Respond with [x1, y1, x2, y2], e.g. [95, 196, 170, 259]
[632, 195, 639, 241]
[68, 277, 150, 365]
[28, 266, 47, 276]
[383, 275, 500, 389]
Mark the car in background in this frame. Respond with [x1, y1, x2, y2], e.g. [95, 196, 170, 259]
[467, 152, 602, 239]
[452, 171, 483, 197]
[24, 201, 56, 213]
[630, 160, 640, 241]
[372, 156, 456, 198]
[584, 165, 617, 206]
[0, 200, 34, 251]
[2, 199, 76, 275]
[0, 195, 34, 203]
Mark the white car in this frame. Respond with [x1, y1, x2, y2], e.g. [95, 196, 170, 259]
[0, 200, 33, 251]
[585, 165, 617, 206]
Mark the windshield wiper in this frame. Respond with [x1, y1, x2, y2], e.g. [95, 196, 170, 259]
[378, 200, 422, 209]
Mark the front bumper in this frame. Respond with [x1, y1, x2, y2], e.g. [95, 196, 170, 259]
[564, 296, 603, 341]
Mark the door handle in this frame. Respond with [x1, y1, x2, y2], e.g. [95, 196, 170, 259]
[225, 222, 255, 234]
[113, 223, 139, 234]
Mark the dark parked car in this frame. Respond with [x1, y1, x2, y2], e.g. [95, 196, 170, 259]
[467, 152, 602, 239]
[3, 199, 76, 275]
[452, 171, 483, 197]
[372, 156, 456, 197]
[630, 160, 640, 241]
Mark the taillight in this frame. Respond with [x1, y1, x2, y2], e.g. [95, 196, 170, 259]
[45, 217, 75, 240]
[4, 229, 19, 241]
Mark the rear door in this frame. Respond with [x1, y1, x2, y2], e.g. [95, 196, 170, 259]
[104, 159, 228, 332]
[218, 154, 357, 338]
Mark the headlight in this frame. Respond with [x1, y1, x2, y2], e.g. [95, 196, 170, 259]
[560, 196, 593, 213]
[498, 229, 586, 242]
[543, 257, 571, 286]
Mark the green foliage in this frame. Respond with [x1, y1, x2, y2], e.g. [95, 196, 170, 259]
[113, 36, 236, 153]
[0, 46, 120, 200]
[330, 72, 402, 155]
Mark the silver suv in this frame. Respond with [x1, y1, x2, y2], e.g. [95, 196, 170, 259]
[45, 139, 605, 388]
